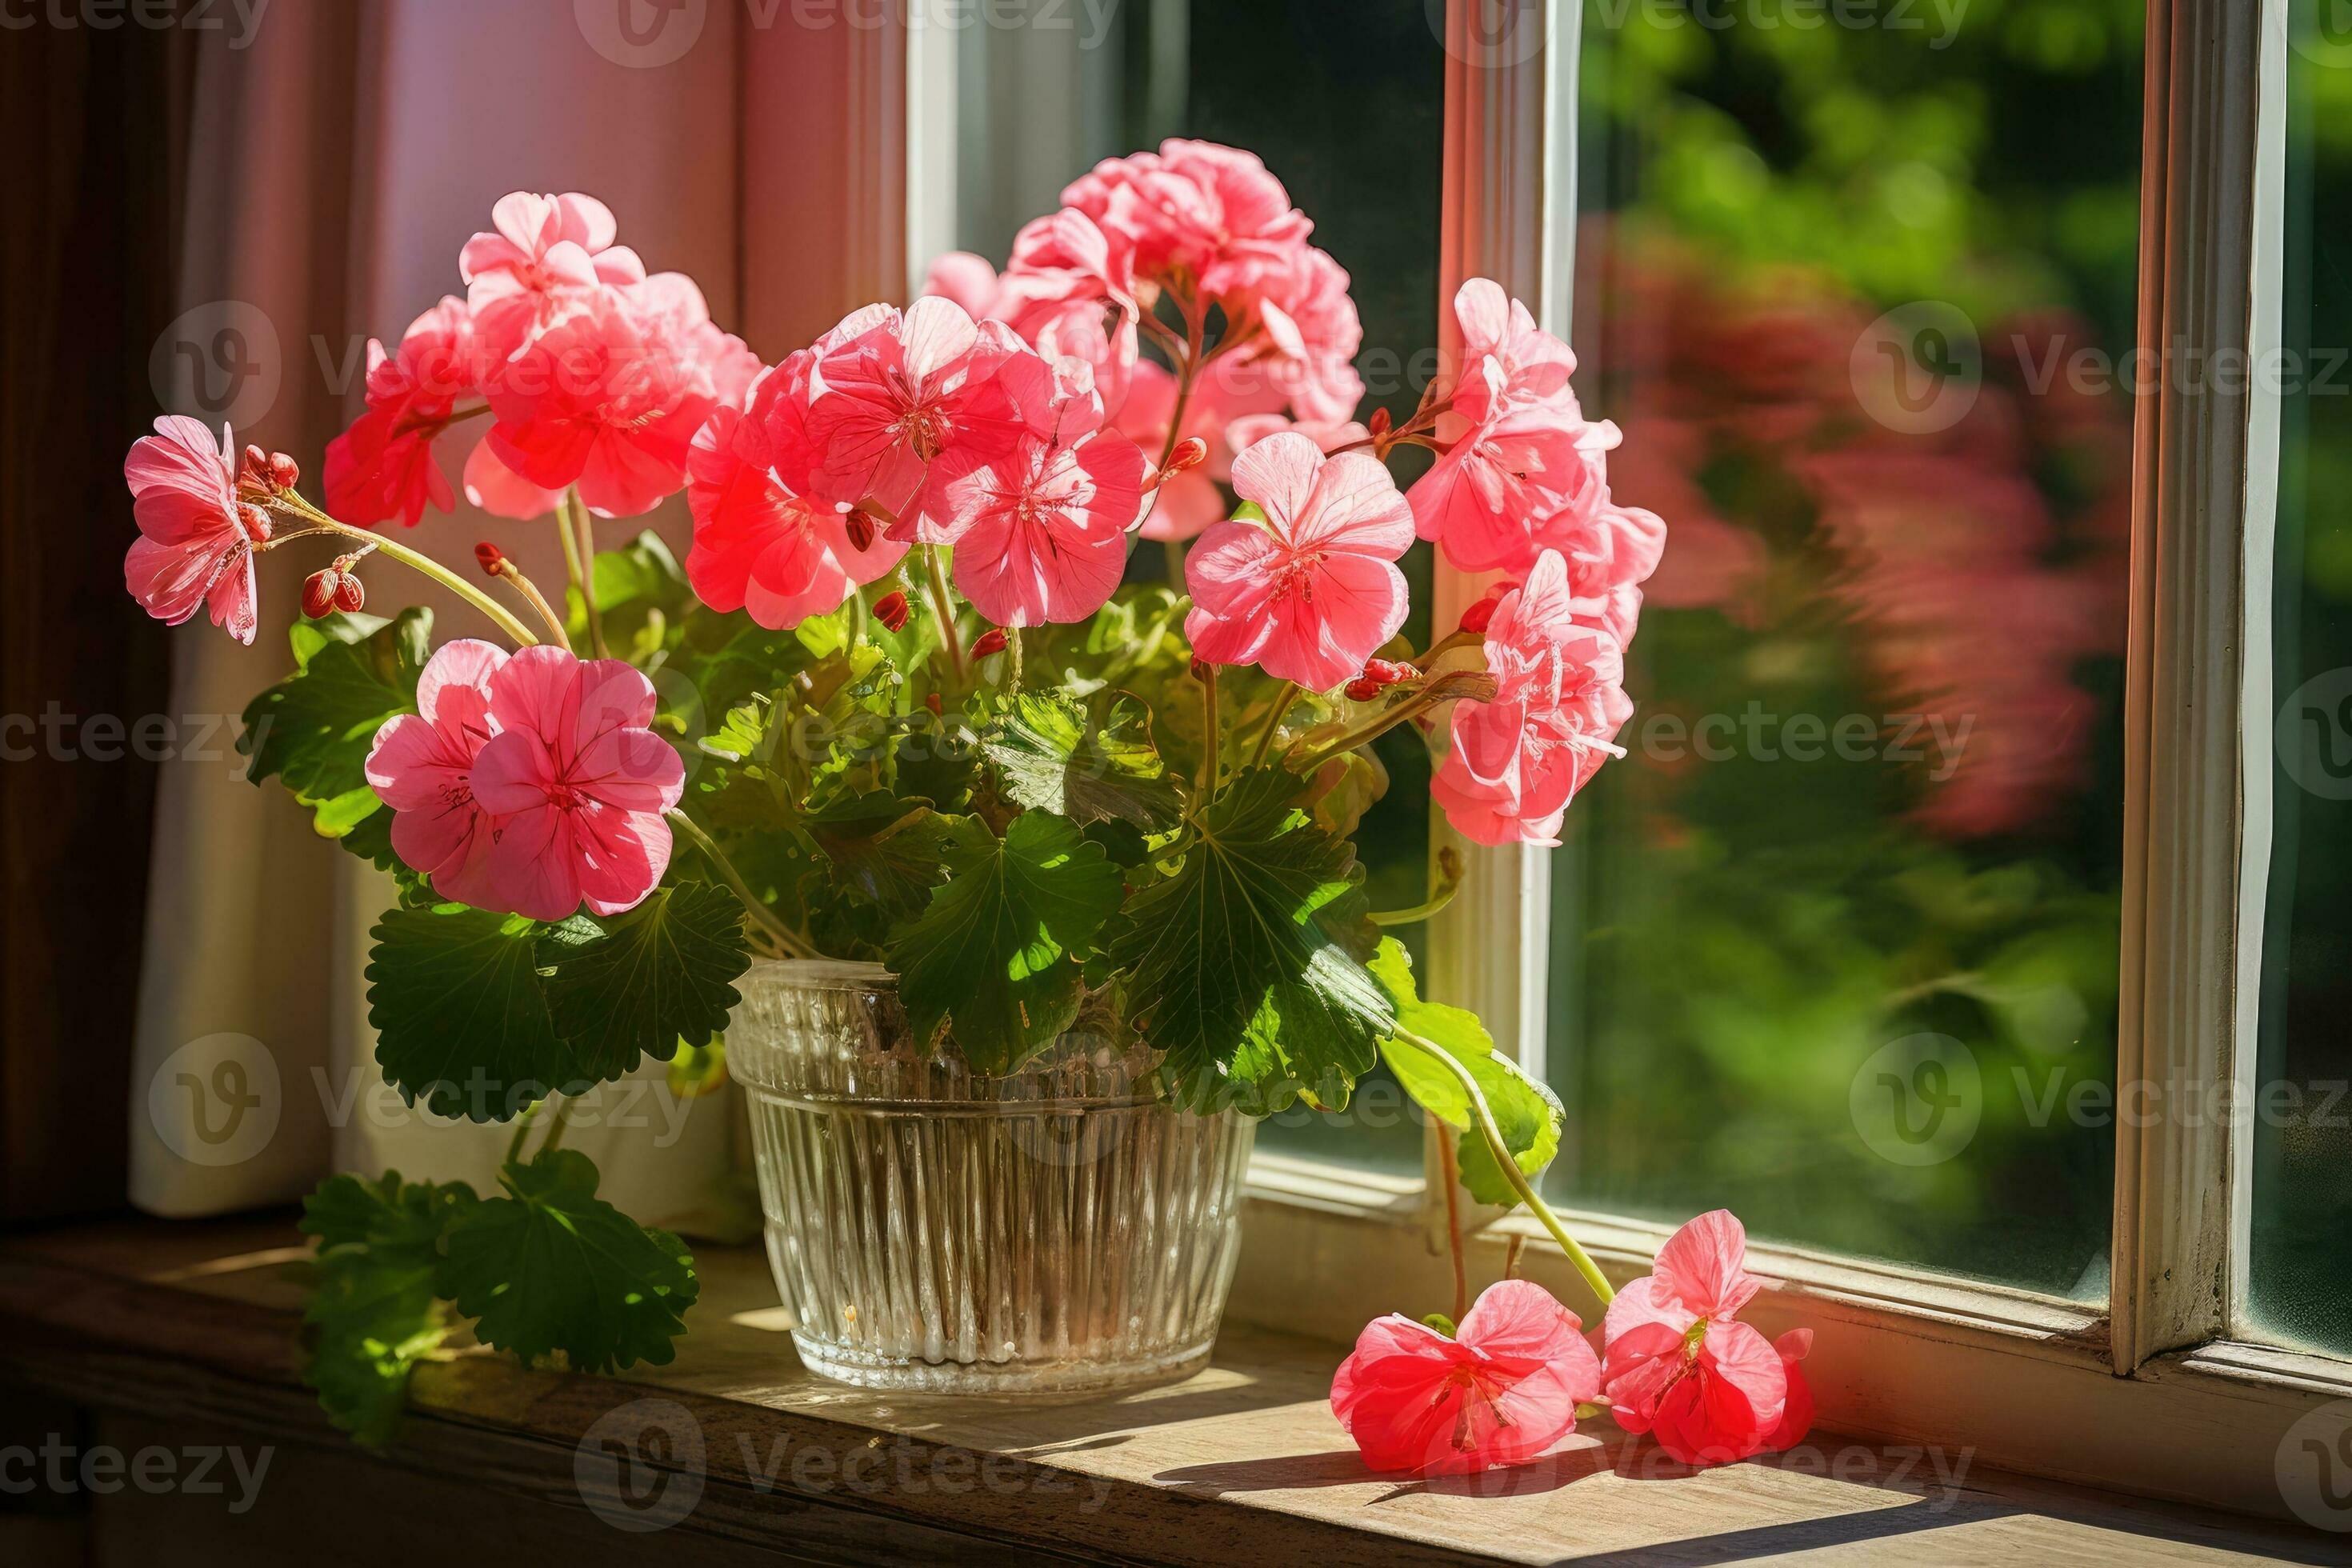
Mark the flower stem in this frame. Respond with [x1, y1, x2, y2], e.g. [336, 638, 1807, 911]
[1197, 662, 1220, 796]
[922, 546, 966, 686]
[667, 810, 817, 960]
[504, 1098, 544, 1166]
[277, 495, 538, 647]
[1438, 1126, 1470, 1323]
[538, 1093, 578, 1155]
[565, 488, 610, 659]
[1290, 686, 1454, 773]
[1398, 1024, 1615, 1311]
[1155, 294, 1206, 472]
[493, 558, 571, 652]
[1247, 682, 1302, 770]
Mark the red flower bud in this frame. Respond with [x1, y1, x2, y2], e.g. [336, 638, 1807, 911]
[301, 570, 338, 620]
[236, 502, 272, 544]
[924, 691, 943, 714]
[872, 590, 911, 632]
[843, 506, 878, 551]
[1365, 658, 1417, 686]
[1162, 436, 1209, 477]
[241, 444, 272, 486]
[333, 573, 366, 613]
[970, 627, 1008, 659]
[1343, 676, 1382, 702]
[268, 451, 301, 491]
[1458, 595, 1500, 636]
[1366, 406, 1393, 441]
[474, 542, 506, 576]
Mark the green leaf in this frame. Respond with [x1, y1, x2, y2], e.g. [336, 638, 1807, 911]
[366, 905, 577, 1122]
[1368, 938, 1563, 1206]
[298, 1171, 477, 1446]
[1111, 768, 1393, 1110]
[440, 1149, 699, 1374]
[806, 791, 957, 918]
[241, 608, 430, 832]
[886, 813, 1124, 1074]
[983, 690, 1185, 830]
[538, 882, 750, 1074]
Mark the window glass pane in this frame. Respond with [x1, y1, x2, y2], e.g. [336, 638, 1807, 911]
[2248, 0, 2352, 1359]
[948, 2, 1443, 1175]
[1549, 0, 2142, 1294]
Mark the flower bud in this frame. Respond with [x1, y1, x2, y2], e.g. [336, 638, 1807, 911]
[474, 542, 507, 576]
[924, 691, 943, 715]
[1367, 406, 1393, 441]
[1458, 595, 1500, 636]
[237, 502, 272, 544]
[970, 627, 1008, 659]
[872, 590, 911, 632]
[268, 451, 301, 491]
[301, 570, 338, 619]
[241, 444, 272, 486]
[1365, 658, 1417, 686]
[1343, 675, 1382, 702]
[1162, 436, 1208, 478]
[842, 506, 878, 552]
[333, 573, 366, 613]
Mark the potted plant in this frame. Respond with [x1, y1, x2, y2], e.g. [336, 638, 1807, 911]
[125, 151, 1761, 1462]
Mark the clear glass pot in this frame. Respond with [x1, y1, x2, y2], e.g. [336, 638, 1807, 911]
[726, 960, 1254, 1393]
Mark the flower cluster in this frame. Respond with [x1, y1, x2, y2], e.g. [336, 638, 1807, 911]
[326, 191, 759, 526]
[1330, 1210, 1814, 1475]
[365, 641, 684, 922]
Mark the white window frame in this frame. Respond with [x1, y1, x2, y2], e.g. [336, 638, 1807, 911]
[901, 0, 2352, 1518]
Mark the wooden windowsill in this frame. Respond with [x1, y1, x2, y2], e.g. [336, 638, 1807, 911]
[0, 1218, 2339, 1566]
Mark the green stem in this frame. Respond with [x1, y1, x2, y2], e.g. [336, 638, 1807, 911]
[1247, 682, 1302, 770]
[538, 1094, 577, 1156]
[922, 546, 966, 687]
[1005, 626, 1024, 691]
[1197, 662, 1220, 797]
[566, 488, 610, 660]
[667, 810, 816, 960]
[1290, 686, 1454, 773]
[504, 1098, 543, 1166]
[1399, 1024, 1616, 1311]
[278, 496, 538, 647]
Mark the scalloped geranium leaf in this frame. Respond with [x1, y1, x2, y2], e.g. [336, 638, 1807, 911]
[538, 882, 751, 1076]
[298, 1170, 477, 1447]
[1368, 938, 1562, 1206]
[982, 690, 1184, 830]
[886, 812, 1124, 1074]
[1112, 767, 1393, 1109]
[440, 1149, 699, 1374]
[366, 903, 578, 1122]
[240, 607, 430, 836]
[806, 790, 958, 918]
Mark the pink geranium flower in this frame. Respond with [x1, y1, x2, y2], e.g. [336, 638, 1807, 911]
[462, 190, 646, 365]
[362, 639, 510, 908]
[1432, 550, 1631, 847]
[994, 208, 1142, 416]
[324, 296, 477, 528]
[463, 646, 686, 922]
[1330, 1280, 1602, 1477]
[806, 296, 1023, 530]
[1451, 277, 1578, 415]
[122, 415, 262, 644]
[1254, 245, 1366, 424]
[1184, 430, 1413, 691]
[486, 280, 756, 518]
[926, 354, 1146, 627]
[686, 362, 906, 629]
[1063, 139, 1310, 300]
[1598, 1210, 1790, 1467]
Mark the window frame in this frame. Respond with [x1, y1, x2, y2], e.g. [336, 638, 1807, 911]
[902, 0, 2352, 1518]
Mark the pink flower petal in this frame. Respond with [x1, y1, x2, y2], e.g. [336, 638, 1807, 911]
[1654, 1209, 1762, 1320]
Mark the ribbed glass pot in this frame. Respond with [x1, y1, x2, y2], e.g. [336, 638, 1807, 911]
[726, 959, 1255, 1393]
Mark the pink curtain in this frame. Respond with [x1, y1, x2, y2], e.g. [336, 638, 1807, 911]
[131, 0, 900, 1218]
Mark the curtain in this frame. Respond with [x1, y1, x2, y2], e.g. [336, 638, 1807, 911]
[128, 0, 901, 1224]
